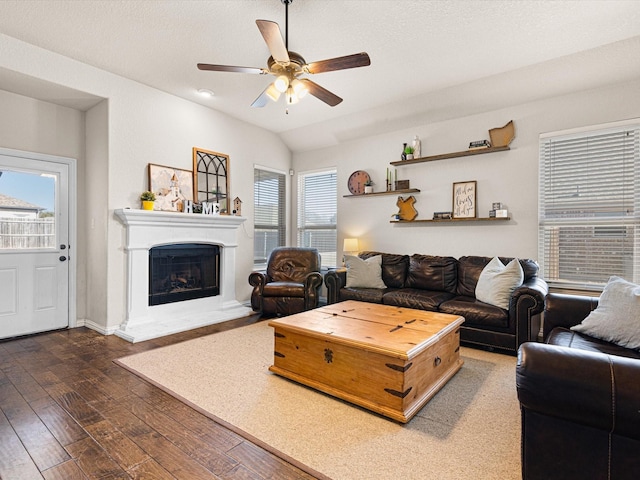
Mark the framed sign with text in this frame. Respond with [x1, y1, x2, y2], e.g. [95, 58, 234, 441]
[452, 181, 477, 219]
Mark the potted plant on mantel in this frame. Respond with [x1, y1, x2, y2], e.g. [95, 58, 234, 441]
[140, 191, 156, 210]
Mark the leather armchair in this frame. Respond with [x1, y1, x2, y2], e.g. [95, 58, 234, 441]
[516, 293, 640, 480]
[248, 247, 323, 317]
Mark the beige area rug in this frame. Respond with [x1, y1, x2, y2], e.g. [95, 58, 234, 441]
[116, 321, 521, 480]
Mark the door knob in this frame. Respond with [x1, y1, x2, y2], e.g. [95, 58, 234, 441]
[59, 256, 67, 262]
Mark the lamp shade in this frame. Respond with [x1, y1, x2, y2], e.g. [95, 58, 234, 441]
[343, 238, 359, 252]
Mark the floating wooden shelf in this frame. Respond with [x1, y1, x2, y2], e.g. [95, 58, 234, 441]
[390, 146, 510, 166]
[390, 217, 511, 224]
[344, 188, 420, 198]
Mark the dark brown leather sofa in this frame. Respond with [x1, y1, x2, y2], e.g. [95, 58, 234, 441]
[516, 293, 640, 480]
[249, 247, 323, 317]
[324, 251, 548, 354]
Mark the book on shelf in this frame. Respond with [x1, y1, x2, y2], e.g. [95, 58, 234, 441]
[468, 140, 491, 150]
[433, 211, 452, 220]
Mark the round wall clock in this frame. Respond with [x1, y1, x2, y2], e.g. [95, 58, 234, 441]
[348, 170, 371, 195]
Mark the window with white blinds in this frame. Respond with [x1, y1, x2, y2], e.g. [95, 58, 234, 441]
[538, 122, 640, 290]
[254, 168, 286, 267]
[297, 169, 337, 268]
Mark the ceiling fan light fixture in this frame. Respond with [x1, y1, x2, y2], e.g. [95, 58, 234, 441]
[265, 83, 282, 102]
[285, 86, 299, 105]
[291, 78, 308, 99]
[274, 75, 289, 93]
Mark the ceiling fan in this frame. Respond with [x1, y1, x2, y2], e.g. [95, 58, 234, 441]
[197, 0, 371, 108]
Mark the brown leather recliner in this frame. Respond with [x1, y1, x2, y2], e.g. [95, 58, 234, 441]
[248, 247, 323, 317]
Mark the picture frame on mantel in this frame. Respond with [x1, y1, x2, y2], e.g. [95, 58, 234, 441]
[452, 180, 477, 219]
[148, 163, 194, 212]
[193, 148, 230, 214]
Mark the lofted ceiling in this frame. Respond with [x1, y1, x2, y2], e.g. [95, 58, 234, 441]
[0, 0, 640, 152]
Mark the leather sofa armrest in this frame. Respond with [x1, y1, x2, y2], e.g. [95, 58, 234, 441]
[542, 292, 599, 341]
[324, 267, 347, 304]
[511, 277, 548, 347]
[303, 272, 324, 310]
[517, 342, 640, 441]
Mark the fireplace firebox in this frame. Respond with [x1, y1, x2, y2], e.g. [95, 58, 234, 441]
[149, 243, 220, 306]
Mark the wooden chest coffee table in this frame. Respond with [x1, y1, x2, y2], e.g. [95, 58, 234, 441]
[268, 300, 464, 423]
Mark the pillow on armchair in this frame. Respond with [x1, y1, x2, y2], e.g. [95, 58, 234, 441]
[571, 276, 640, 350]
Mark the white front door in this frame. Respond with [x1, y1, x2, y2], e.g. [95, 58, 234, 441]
[0, 149, 73, 339]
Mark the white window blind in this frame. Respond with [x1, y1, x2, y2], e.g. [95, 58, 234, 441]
[254, 168, 286, 266]
[297, 169, 337, 268]
[538, 123, 640, 290]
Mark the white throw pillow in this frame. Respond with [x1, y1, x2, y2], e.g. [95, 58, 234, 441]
[475, 257, 524, 310]
[571, 276, 640, 350]
[345, 255, 387, 289]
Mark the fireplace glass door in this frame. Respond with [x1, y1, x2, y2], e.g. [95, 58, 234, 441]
[149, 243, 220, 306]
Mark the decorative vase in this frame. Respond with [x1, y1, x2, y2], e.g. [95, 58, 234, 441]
[412, 135, 421, 158]
[142, 200, 154, 210]
[401, 143, 407, 161]
[364, 185, 374, 194]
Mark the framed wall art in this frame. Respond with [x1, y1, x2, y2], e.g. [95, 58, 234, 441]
[147, 163, 194, 212]
[452, 180, 477, 219]
[193, 148, 230, 214]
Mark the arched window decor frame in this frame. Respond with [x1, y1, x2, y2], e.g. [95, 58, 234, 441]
[192, 147, 230, 213]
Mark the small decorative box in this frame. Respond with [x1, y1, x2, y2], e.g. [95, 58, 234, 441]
[395, 180, 410, 190]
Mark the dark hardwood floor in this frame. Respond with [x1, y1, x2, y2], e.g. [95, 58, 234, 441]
[0, 316, 317, 480]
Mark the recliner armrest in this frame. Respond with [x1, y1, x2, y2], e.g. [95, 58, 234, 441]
[304, 271, 323, 290]
[517, 342, 640, 441]
[248, 271, 267, 288]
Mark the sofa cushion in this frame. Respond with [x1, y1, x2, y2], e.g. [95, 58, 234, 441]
[344, 254, 387, 289]
[548, 327, 640, 360]
[475, 257, 524, 310]
[440, 296, 510, 329]
[570, 276, 640, 350]
[406, 254, 458, 293]
[359, 251, 409, 288]
[382, 288, 455, 311]
[339, 287, 386, 304]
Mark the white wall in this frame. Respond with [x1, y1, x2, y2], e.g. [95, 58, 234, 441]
[293, 78, 640, 263]
[0, 34, 290, 333]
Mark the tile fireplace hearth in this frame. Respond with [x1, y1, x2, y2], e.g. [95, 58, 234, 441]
[115, 209, 252, 342]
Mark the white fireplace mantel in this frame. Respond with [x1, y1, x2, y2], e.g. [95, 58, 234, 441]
[114, 208, 252, 342]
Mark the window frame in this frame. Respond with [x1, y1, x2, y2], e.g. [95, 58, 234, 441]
[538, 119, 640, 291]
[253, 166, 287, 269]
[297, 168, 337, 269]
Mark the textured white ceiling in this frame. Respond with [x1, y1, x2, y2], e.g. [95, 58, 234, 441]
[0, 0, 639, 152]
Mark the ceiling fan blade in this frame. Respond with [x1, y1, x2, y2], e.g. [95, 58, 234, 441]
[300, 79, 343, 107]
[197, 63, 265, 74]
[256, 20, 290, 65]
[306, 52, 371, 74]
[251, 85, 271, 108]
